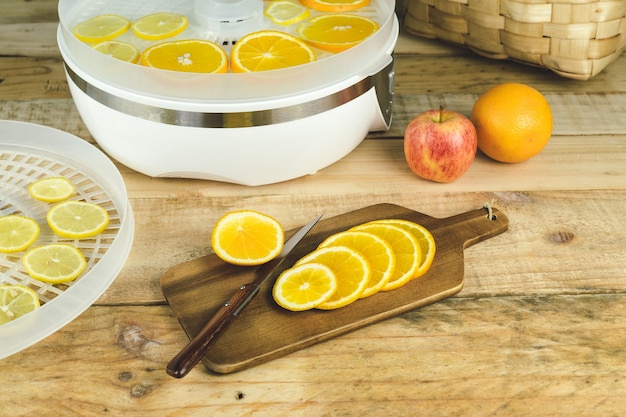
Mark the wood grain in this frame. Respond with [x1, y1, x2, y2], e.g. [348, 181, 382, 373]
[2, 296, 625, 416]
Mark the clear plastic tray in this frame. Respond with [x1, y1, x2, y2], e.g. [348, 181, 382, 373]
[0, 120, 134, 358]
[58, 0, 397, 102]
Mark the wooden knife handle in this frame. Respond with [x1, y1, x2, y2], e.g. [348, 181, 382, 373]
[166, 283, 258, 378]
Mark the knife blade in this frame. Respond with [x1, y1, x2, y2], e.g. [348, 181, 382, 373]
[166, 214, 323, 378]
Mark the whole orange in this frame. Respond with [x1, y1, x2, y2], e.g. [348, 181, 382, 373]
[470, 83, 553, 163]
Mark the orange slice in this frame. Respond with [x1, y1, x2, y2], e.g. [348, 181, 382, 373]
[73, 14, 130, 43]
[141, 40, 228, 73]
[265, 1, 310, 26]
[93, 40, 140, 63]
[0, 285, 40, 325]
[230, 30, 316, 73]
[295, 245, 370, 309]
[318, 231, 395, 298]
[0, 215, 40, 253]
[350, 222, 420, 291]
[211, 210, 284, 266]
[298, 0, 370, 12]
[297, 13, 379, 53]
[375, 219, 436, 280]
[47, 201, 110, 239]
[22, 244, 87, 284]
[273, 263, 338, 311]
[132, 12, 188, 41]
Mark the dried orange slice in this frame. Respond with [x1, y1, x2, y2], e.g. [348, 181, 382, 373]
[230, 30, 316, 73]
[28, 176, 76, 203]
[132, 12, 188, 41]
[350, 222, 420, 291]
[0, 285, 40, 325]
[141, 39, 228, 73]
[0, 215, 40, 253]
[297, 13, 379, 53]
[93, 40, 140, 63]
[295, 245, 370, 309]
[265, 1, 310, 26]
[211, 210, 284, 266]
[22, 244, 87, 284]
[318, 231, 395, 298]
[73, 14, 130, 43]
[273, 263, 338, 311]
[47, 201, 110, 239]
[375, 219, 436, 280]
[299, 0, 370, 12]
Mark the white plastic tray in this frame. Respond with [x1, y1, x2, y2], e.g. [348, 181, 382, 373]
[0, 120, 134, 358]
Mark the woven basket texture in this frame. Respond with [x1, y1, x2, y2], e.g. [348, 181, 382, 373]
[403, 0, 626, 80]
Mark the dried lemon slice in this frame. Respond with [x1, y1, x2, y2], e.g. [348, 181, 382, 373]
[47, 201, 110, 239]
[265, 1, 310, 26]
[22, 244, 87, 284]
[0, 284, 40, 325]
[295, 245, 370, 309]
[73, 14, 130, 43]
[93, 40, 140, 63]
[28, 176, 76, 203]
[211, 210, 284, 266]
[0, 215, 40, 253]
[273, 263, 337, 311]
[132, 12, 188, 41]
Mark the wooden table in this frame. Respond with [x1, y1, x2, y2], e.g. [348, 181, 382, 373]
[2, 1, 626, 415]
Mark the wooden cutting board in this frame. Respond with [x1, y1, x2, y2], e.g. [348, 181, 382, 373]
[161, 203, 508, 374]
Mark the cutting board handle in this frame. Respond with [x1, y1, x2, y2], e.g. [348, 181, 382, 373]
[435, 206, 508, 250]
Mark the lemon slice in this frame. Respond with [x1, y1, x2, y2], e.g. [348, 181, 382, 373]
[374, 219, 436, 280]
[296, 245, 370, 309]
[93, 40, 140, 63]
[350, 222, 420, 291]
[132, 12, 188, 41]
[273, 263, 338, 311]
[318, 231, 395, 298]
[141, 39, 228, 73]
[73, 14, 130, 43]
[22, 244, 87, 284]
[230, 30, 316, 73]
[0, 284, 40, 325]
[28, 176, 76, 203]
[47, 201, 110, 239]
[297, 14, 379, 53]
[0, 215, 40, 253]
[265, 1, 310, 26]
[211, 210, 284, 266]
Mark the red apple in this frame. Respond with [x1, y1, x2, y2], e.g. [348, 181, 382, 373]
[404, 106, 477, 183]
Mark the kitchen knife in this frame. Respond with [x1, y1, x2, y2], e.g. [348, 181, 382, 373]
[166, 214, 323, 378]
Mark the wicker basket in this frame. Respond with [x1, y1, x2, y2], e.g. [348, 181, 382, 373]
[402, 0, 626, 80]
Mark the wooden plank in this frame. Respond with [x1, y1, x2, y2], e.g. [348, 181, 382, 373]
[2, 295, 625, 415]
[0, 23, 60, 57]
[0, 0, 59, 24]
[0, 57, 68, 100]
